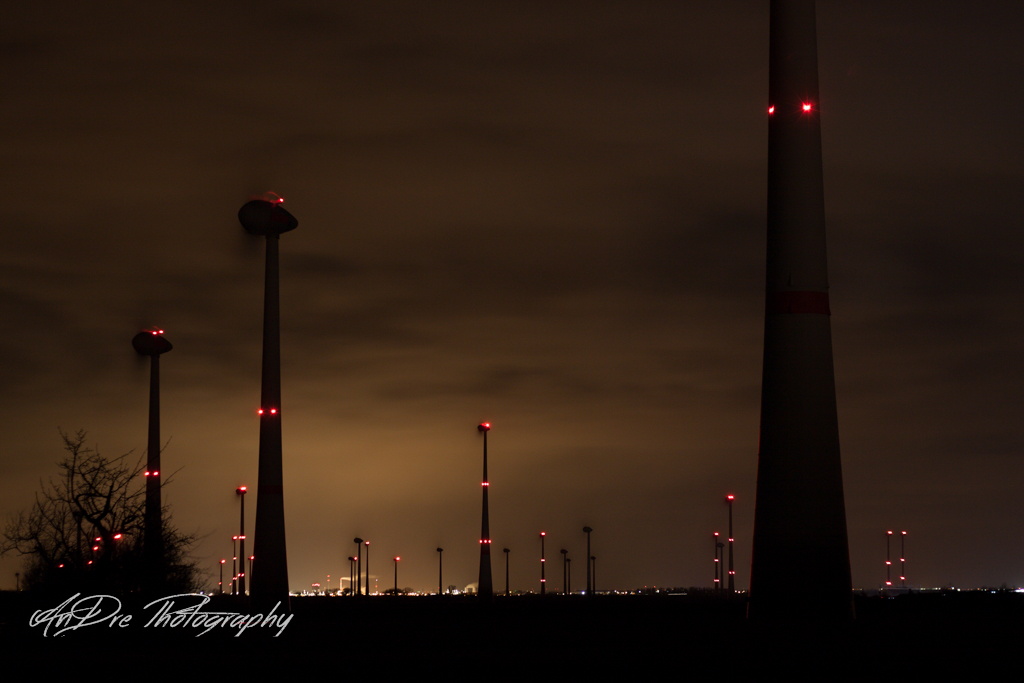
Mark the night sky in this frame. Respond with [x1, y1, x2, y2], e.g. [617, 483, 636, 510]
[2, 2, 1022, 594]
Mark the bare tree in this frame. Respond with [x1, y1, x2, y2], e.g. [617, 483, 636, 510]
[2, 429, 198, 594]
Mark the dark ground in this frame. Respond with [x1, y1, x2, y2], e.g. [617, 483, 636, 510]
[1, 590, 1019, 676]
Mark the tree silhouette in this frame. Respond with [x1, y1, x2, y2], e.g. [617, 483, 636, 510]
[1, 429, 199, 594]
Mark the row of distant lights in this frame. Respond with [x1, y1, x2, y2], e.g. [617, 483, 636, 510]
[767, 103, 814, 115]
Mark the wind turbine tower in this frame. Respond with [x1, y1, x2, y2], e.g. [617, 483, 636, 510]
[132, 328, 172, 593]
[477, 422, 493, 599]
[239, 194, 298, 606]
[749, 0, 854, 620]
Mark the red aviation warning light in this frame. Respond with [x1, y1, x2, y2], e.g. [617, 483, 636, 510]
[256, 191, 285, 204]
[478, 422, 491, 432]
[768, 105, 775, 115]
[802, 102, 812, 112]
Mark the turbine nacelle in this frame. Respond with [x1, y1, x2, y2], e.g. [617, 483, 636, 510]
[239, 198, 298, 236]
[132, 330, 172, 356]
